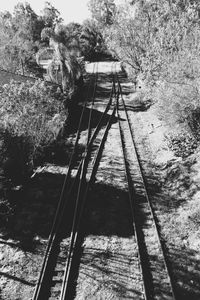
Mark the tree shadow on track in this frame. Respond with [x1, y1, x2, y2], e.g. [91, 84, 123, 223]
[64, 179, 200, 300]
[140, 177, 200, 300]
[0, 98, 119, 245]
[0, 271, 35, 286]
[1, 68, 198, 299]
[65, 104, 118, 135]
[168, 245, 200, 300]
[78, 249, 144, 299]
[83, 181, 200, 300]
[1, 164, 200, 299]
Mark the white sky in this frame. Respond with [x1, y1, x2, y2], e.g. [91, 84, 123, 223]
[0, 0, 91, 24]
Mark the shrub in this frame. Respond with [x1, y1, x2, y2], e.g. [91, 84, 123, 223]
[0, 79, 65, 183]
[166, 131, 198, 158]
[99, 1, 200, 158]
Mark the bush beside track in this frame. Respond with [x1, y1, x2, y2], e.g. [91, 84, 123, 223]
[0, 79, 66, 185]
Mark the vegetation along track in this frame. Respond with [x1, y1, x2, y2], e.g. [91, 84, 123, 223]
[33, 62, 177, 299]
[32, 62, 117, 300]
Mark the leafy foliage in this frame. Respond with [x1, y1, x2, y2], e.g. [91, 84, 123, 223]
[0, 2, 63, 76]
[0, 80, 65, 181]
[167, 131, 198, 158]
[101, 0, 200, 155]
[0, 1, 107, 77]
[88, 0, 116, 26]
[38, 18, 107, 96]
[39, 24, 85, 96]
[42, 1, 63, 27]
[103, 0, 200, 79]
[81, 19, 106, 60]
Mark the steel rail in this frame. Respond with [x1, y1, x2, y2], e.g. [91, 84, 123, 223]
[32, 62, 98, 300]
[112, 61, 117, 98]
[60, 100, 117, 300]
[32, 62, 115, 300]
[50, 62, 114, 231]
[86, 62, 98, 145]
[64, 77, 115, 202]
[116, 76, 176, 300]
[116, 85, 149, 300]
[60, 63, 117, 299]
[44, 62, 114, 250]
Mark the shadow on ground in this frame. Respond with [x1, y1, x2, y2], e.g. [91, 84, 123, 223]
[1, 146, 200, 300]
[65, 105, 118, 135]
[144, 175, 200, 299]
[0, 68, 199, 300]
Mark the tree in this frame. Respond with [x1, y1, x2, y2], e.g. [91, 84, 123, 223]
[0, 2, 64, 76]
[41, 1, 63, 27]
[11, 2, 45, 75]
[0, 3, 46, 75]
[39, 24, 84, 95]
[103, 0, 200, 83]
[103, 0, 200, 146]
[0, 11, 18, 71]
[88, 0, 116, 26]
[81, 19, 105, 60]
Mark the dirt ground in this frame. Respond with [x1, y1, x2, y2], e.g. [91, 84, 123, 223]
[0, 62, 200, 299]
[126, 92, 200, 299]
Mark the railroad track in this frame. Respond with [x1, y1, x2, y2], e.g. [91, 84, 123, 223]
[116, 76, 176, 300]
[32, 62, 117, 300]
[32, 62, 177, 299]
